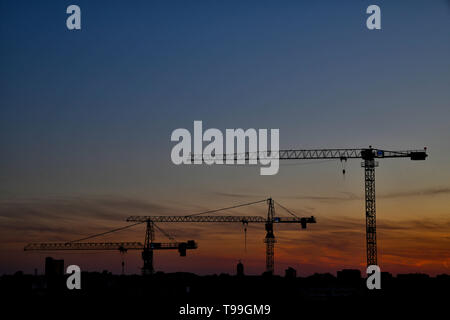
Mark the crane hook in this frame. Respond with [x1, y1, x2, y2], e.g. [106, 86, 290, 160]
[242, 220, 248, 253]
[119, 246, 127, 275]
[340, 157, 347, 177]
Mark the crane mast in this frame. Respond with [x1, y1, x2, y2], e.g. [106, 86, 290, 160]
[361, 151, 378, 266]
[143, 220, 155, 275]
[264, 198, 276, 274]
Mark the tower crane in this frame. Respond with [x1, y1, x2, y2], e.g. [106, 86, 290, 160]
[24, 224, 198, 275]
[194, 146, 427, 267]
[127, 198, 316, 274]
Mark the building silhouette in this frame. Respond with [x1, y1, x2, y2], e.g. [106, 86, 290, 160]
[285, 267, 297, 279]
[236, 260, 244, 277]
[45, 257, 64, 277]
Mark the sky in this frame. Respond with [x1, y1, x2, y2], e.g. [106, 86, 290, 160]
[0, 0, 449, 276]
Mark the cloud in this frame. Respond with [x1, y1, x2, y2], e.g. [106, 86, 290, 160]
[380, 187, 450, 199]
[272, 214, 450, 272]
[1, 196, 449, 275]
[289, 187, 450, 203]
[0, 196, 175, 244]
[0, 195, 271, 246]
[0, 196, 171, 221]
[212, 192, 264, 199]
[291, 192, 360, 203]
[378, 217, 450, 233]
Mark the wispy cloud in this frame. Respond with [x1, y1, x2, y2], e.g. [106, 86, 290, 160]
[0, 196, 175, 244]
[1, 196, 449, 275]
[0, 196, 172, 220]
[0, 196, 268, 245]
[212, 192, 266, 199]
[291, 192, 360, 203]
[289, 187, 450, 203]
[380, 187, 450, 199]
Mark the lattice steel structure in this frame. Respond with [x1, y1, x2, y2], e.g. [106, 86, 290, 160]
[24, 242, 144, 251]
[127, 198, 316, 274]
[192, 148, 428, 162]
[25, 237, 198, 275]
[264, 199, 276, 274]
[127, 215, 313, 224]
[362, 159, 378, 266]
[142, 220, 155, 275]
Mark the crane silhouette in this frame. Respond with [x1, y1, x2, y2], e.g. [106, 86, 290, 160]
[127, 198, 316, 274]
[193, 146, 428, 267]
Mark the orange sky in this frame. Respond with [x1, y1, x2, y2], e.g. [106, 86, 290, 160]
[1, 189, 449, 276]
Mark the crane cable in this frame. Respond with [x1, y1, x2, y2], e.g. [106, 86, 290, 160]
[67, 199, 267, 244]
[183, 199, 267, 253]
[154, 223, 176, 241]
[182, 198, 267, 253]
[243, 221, 248, 253]
[67, 221, 144, 243]
[274, 201, 301, 219]
[185, 199, 267, 217]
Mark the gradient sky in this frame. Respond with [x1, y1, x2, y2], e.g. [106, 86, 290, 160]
[1, 0, 449, 276]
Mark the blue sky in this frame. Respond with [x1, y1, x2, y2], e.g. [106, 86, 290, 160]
[1, 1, 449, 199]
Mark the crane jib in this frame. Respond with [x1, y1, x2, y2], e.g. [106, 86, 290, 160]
[196, 147, 428, 161]
[126, 216, 316, 225]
